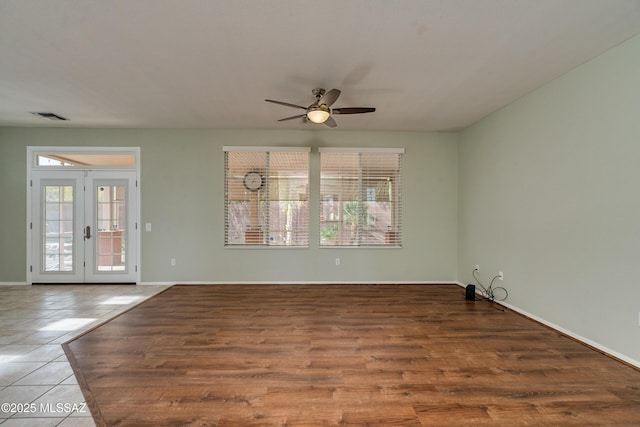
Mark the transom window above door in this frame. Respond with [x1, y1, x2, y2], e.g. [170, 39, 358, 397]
[34, 152, 136, 168]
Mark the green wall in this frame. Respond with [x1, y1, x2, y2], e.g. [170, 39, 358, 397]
[458, 33, 640, 363]
[0, 128, 458, 283]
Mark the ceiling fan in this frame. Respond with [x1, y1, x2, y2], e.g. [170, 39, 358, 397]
[265, 88, 375, 128]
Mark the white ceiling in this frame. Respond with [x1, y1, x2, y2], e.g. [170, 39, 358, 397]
[1, 0, 639, 132]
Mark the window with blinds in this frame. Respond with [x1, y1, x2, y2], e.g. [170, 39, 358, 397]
[224, 147, 310, 247]
[319, 148, 404, 247]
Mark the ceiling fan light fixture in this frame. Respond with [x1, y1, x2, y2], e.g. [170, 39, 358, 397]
[306, 105, 330, 123]
[266, 88, 375, 128]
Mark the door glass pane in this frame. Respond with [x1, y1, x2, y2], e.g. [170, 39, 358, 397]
[96, 184, 127, 272]
[43, 185, 74, 272]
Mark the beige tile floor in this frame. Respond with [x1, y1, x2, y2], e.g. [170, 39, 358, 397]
[0, 284, 169, 426]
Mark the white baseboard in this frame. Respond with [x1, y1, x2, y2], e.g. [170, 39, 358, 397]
[137, 282, 175, 286]
[3, 281, 457, 286]
[139, 281, 459, 286]
[454, 282, 640, 369]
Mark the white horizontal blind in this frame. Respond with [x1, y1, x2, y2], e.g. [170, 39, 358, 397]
[319, 148, 403, 247]
[224, 147, 309, 246]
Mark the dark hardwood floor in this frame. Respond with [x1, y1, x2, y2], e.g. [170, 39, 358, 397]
[63, 284, 640, 426]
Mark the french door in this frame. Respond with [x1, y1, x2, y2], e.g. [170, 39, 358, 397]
[30, 170, 137, 283]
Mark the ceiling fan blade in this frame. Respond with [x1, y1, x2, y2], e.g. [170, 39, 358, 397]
[265, 99, 307, 110]
[331, 107, 376, 115]
[323, 116, 337, 128]
[318, 89, 341, 107]
[278, 114, 306, 122]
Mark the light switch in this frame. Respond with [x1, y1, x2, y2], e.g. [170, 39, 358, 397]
[145, 223, 152, 232]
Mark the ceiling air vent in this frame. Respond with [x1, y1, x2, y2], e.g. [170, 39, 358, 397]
[31, 112, 69, 121]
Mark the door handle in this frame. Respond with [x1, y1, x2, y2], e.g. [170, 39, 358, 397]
[84, 225, 91, 240]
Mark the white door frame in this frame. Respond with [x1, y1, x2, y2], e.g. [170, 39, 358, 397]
[26, 146, 141, 284]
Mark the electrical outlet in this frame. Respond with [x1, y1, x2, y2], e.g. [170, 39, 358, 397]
[170, 258, 176, 266]
[473, 264, 479, 272]
[335, 258, 341, 266]
[498, 271, 504, 280]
